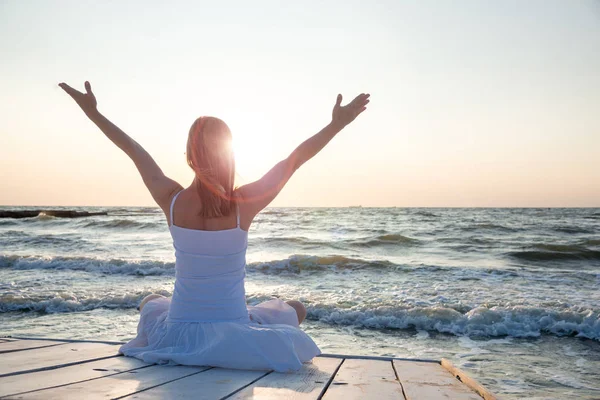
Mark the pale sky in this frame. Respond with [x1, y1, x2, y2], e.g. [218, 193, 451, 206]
[1, 0, 599, 207]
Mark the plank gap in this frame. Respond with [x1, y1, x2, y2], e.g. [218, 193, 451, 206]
[316, 358, 345, 400]
[391, 359, 408, 400]
[111, 367, 213, 400]
[0, 355, 121, 378]
[6, 336, 125, 345]
[219, 370, 272, 400]
[0, 343, 66, 355]
[1, 364, 154, 398]
[318, 353, 438, 363]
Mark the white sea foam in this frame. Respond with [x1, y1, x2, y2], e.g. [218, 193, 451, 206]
[307, 304, 600, 341]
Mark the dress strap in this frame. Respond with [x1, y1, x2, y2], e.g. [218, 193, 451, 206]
[235, 200, 240, 227]
[169, 190, 184, 227]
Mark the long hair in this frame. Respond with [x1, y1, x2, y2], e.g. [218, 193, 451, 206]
[186, 116, 236, 218]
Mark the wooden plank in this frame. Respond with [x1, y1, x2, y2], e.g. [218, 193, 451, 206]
[229, 357, 342, 400]
[441, 359, 497, 400]
[7, 336, 124, 345]
[322, 359, 403, 399]
[0, 342, 121, 377]
[0, 357, 151, 397]
[7, 365, 209, 399]
[119, 367, 267, 399]
[393, 360, 482, 400]
[319, 353, 438, 363]
[0, 340, 65, 354]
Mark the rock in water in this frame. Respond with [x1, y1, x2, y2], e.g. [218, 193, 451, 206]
[0, 210, 108, 219]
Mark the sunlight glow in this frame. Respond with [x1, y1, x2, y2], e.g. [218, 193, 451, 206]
[232, 129, 275, 185]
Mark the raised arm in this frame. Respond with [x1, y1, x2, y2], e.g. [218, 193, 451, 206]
[238, 93, 370, 224]
[59, 81, 182, 212]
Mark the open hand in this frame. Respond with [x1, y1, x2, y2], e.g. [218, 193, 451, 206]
[331, 93, 370, 128]
[59, 81, 98, 115]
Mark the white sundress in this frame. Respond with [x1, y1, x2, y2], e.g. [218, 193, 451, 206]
[119, 191, 321, 372]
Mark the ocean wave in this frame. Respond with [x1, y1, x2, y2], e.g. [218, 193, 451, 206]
[0, 254, 396, 276]
[459, 223, 517, 232]
[507, 248, 600, 262]
[532, 243, 590, 252]
[0, 230, 28, 238]
[350, 234, 419, 248]
[0, 214, 71, 226]
[259, 209, 289, 217]
[254, 237, 329, 247]
[412, 210, 438, 218]
[249, 254, 395, 273]
[108, 207, 162, 215]
[308, 304, 600, 341]
[581, 239, 600, 246]
[2, 290, 598, 341]
[0, 255, 175, 276]
[0, 232, 93, 250]
[79, 219, 160, 229]
[0, 292, 156, 313]
[256, 234, 418, 249]
[0, 292, 274, 314]
[554, 226, 596, 234]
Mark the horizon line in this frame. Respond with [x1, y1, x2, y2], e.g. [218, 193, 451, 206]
[1, 204, 598, 209]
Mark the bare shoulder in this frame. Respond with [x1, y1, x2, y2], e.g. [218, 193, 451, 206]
[234, 187, 258, 231]
[160, 184, 185, 225]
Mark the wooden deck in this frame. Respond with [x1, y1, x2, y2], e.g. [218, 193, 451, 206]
[0, 337, 497, 399]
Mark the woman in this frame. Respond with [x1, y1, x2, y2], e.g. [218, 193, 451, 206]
[59, 81, 370, 372]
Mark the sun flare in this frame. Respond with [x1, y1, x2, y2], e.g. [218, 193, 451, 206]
[232, 132, 274, 184]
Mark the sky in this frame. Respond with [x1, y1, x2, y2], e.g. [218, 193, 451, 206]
[0, 0, 599, 207]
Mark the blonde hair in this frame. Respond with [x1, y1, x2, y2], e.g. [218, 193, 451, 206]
[186, 116, 236, 218]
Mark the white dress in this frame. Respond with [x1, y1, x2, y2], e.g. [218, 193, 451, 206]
[119, 192, 321, 372]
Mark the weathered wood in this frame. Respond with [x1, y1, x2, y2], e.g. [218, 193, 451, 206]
[119, 367, 267, 399]
[6, 336, 124, 345]
[7, 365, 209, 399]
[393, 360, 482, 400]
[0, 340, 65, 354]
[229, 357, 342, 399]
[0, 357, 150, 397]
[441, 359, 497, 400]
[319, 353, 438, 363]
[0, 339, 498, 399]
[322, 359, 403, 399]
[0, 342, 120, 377]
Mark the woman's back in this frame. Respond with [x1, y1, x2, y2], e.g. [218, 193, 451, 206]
[168, 188, 242, 232]
[167, 190, 250, 323]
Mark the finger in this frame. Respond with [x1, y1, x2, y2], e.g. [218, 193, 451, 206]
[350, 93, 365, 105]
[58, 82, 83, 97]
[355, 95, 370, 107]
[335, 94, 343, 108]
[353, 107, 367, 118]
[84, 81, 93, 95]
[356, 93, 370, 103]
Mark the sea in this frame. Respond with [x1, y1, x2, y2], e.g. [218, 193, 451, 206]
[0, 206, 598, 399]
